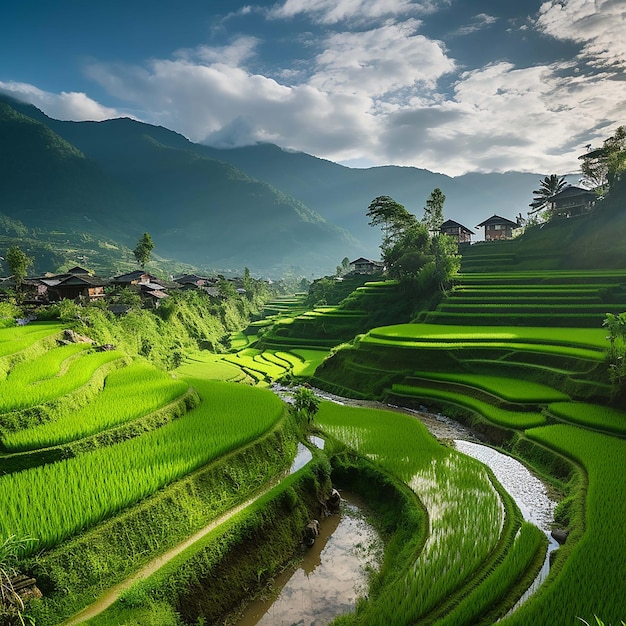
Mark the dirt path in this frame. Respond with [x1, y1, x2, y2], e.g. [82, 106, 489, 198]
[62, 481, 280, 625]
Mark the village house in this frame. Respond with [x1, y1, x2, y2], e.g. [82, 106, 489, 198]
[475, 215, 519, 241]
[14, 266, 108, 303]
[440, 219, 473, 245]
[111, 270, 176, 308]
[547, 185, 597, 218]
[350, 257, 385, 274]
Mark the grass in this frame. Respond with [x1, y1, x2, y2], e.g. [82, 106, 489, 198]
[1, 362, 190, 451]
[547, 402, 626, 435]
[0, 380, 284, 555]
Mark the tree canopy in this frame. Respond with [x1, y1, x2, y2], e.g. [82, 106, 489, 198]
[133, 232, 155, 269]
[365, 193, 459, 288]
[422, 188, 446, 234]
[529, 174, 568, 216]
[366, 196, 415, 249]
[579, 126, 626, 195]
[5, 246, 33, 296]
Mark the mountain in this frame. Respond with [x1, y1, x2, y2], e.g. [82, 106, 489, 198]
[196, 143, 546, 250]
[0, 93, 562, 277]
[0, 95, 359, 277]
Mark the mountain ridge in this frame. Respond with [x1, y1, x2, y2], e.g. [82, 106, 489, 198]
[1, 92, 558, 277]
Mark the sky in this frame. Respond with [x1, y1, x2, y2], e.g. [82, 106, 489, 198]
[1, 0, 624, 176]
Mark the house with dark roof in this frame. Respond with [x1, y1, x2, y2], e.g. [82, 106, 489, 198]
[50, 274, 108, 301]
[476, 215, 519, 241]
[547, 185, 596, 218]
[350, 257, 385, 274]
[440, 219, 473, 245]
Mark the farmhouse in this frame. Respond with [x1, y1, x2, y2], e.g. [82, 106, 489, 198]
[547, 185, 597, 218]
[475, 215, 519, 241]
[350, 257, 384, 274]
[440, 219, 473, 244]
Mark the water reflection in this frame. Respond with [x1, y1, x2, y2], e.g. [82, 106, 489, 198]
[235, 493, 381, 626]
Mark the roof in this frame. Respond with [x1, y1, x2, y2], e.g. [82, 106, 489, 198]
[547, 185, 597, 201]
[350, 257, 383, 265]
[112, 270, 154, 283]
[65, 265, 91, 275]
[475, 214, 518, 228]
[56, 275, 108, 287]
[441, 219, 473, 234]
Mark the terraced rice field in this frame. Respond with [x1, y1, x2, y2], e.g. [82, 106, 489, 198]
[0, 328, 285, 562]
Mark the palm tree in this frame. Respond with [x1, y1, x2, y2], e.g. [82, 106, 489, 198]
[528, 174, 568, 215]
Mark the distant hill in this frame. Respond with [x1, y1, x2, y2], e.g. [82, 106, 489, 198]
[0, 95, 359, 277]
[197, 143, 546, 251]
[0, 92, 581, 277]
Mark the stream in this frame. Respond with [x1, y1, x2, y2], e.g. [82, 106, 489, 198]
[271, 385, 559, 620]
[234, 491, 381, 626]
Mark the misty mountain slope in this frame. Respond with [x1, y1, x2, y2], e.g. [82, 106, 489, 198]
[0, 101, 148, 243]
[0, 95, 360, 275]
[198, 143, 542, 248]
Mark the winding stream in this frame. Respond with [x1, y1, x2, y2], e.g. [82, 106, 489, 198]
[280, 387, 559, 617]
[235, 492, 381, 626]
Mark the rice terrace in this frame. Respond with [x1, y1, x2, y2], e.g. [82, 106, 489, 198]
[3, 135, 626, 625]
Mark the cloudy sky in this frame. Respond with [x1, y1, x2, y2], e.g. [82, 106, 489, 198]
[1, 0, 624, 176]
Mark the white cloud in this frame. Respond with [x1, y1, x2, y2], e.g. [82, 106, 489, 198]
[378, 60, 626, 175]
[309, 20, 455, 96]
[453, 13, 498, 36]
[3, 1, 624, 178]
[268, 0, 431, 24]
[0, 81, 124, 121]
[536, 0, 626, 69]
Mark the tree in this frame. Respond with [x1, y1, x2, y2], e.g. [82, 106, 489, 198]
[422, 188, 446, 234]
[366, 196, 416, 249]
[579, 126, 626, 195]
[5, 246, 33, 302]
[528, 174, 568, 215]
[384, 221, 431, 280]
[133, 232, 154, 269]
[292, 386, 320, 424]
[335, 256, 351, 277]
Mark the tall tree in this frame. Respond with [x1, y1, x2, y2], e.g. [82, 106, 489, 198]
[366, 196, 415, 249]
[579, 126, 626, 195]
[528, 174, 568, 215]
[133, 232, 154, 269]
[422, 188, 446, 234]
[5, 245, 33, 302]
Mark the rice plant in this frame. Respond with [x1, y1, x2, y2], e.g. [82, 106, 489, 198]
[390, 384, 547, 429]
[548, 402, 626, 435]
[1, 362, 190, 451]
[0, 323, 64, 358]
[316, 402, 510, 624]
[501, 425, 626, 626]
[0, 380, 284, 556]
[410, 371, 570, 403]
[0, 348, 123, 413]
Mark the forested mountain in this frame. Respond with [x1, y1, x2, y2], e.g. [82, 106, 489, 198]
[1, 93, 557, 276]
[0, 95, 358, 276]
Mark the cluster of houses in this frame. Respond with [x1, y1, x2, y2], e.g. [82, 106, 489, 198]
[442, 185, 597, 244]
[351, 185, 598, 274]
[0, 266, 247, 308]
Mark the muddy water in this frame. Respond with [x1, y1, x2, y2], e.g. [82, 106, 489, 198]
[234, 492, 381, 626]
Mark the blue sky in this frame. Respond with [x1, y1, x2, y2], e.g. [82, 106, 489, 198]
[1, 0, 624, 176]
